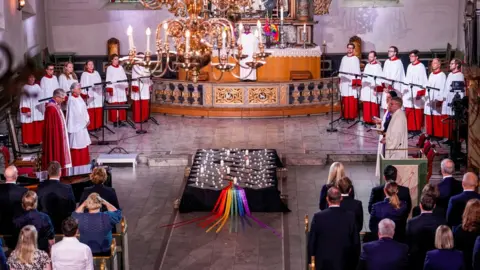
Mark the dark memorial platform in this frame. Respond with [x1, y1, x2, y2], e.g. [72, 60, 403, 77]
[179, 149, 290, 213]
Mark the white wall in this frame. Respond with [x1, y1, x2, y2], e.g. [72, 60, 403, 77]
[47, 0, 463, 55]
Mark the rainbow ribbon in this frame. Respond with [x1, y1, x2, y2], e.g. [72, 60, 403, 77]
[160, 183, 282, 237]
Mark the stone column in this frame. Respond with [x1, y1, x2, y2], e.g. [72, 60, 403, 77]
[466, 67, 480, 173]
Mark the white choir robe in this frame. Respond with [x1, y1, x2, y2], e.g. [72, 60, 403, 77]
[381, 58, 405, 109]
[20, 83, 44, 145]
[66, 94, 91, 166]
[80, 70, 103, 130]
[239, 33, 258, 81]
[40, 75, 60, 102]
[361, 62, 383, 123]
[403, 62, 428, 131]
[131, 65, 152, 123]
[59, 74, 78, 93]
[339, 55, 361, 119]
[441, 71, 465, 139]
[384, 109, 408, 160]
[105, 65, 128, 122]
[424, 71, 446, 137]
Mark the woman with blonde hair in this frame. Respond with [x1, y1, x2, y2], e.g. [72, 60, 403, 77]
[319, 162, 355, 210]
[453, 199, 480, 270]
[58, 61, 78, 93]
[424, 225, 464, 270]
[7, 225, 52, 270]
[80, 167, 119, 209]
[369, 181, 408, 241]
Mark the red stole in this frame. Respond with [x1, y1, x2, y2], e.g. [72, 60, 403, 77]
[42, 102, 72, 169]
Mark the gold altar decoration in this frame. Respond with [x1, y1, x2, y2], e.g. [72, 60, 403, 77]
[107, 38, 120, 57]
[214, 87, 244, 104]
[349, 36, 362, 59]
[313, 0, 332, 15]
[247, 87, 277, 104]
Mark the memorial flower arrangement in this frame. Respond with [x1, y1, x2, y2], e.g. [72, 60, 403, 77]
[263, 18, 279, 42]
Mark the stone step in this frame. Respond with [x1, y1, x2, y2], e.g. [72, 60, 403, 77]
[147, 153, 191, 167]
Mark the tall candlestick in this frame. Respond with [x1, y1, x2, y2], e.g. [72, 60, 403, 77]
[145, 27, 151, 52]
[257, 20, 261, 33]
[185, 30, 191, 53]
[280, 7, 284, 21]
[127, 25, 134, 50]
[222, 30, 226, 50]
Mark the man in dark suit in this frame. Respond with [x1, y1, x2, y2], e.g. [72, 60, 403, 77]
[308, 187, 359, 270]
[357, 218, 409, 270]
[368, 165, 412, 214]
[436, 159, 462, 214]
[37, 161, 77, 233]
[0, 165, 28, 248]
[446, 172, 480, 227]
[406, 186, 447, 270]
[338, 177, 363, 233]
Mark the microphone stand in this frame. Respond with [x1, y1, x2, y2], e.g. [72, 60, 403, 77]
[147, 82, 159, 125]
[327, 71, 339, 133]
[135, 75, 151, 134]
[80, 85, 98, 139]
[425, 85, 440, 143]
[92, 81, 116, 146]
[114, 79, 136, 129]
[403, 81, 423, 138]
[347, 73, 366, 129]
[363, 73, 383, 127]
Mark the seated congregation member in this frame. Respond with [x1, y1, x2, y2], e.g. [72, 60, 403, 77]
[368, 165, 411, 214]
[447, 172, 480, 227]
[309, 187, 359, 270]
[7, 225, 52, 270]
[0, 239, 6, 270]
[51, 217, 93, 270]
[406, 184, 446, 270]
[369, 181, 408, 242]
[411, 184, 441, 218]
[473, 236, 480, 270]
[79, 167, 119, 209]
[436, 159, 462, 213]
[72, 193, 122, 255]
[319, 162, 355, 210]
[424, 225, 464, 270]
[14, 191, 55, 252]
[37, 161, 77, 233]
[453, 199, 480, 270]
[0, 165, 28, 248]
[338, 176, 364, 233]
[357, 218, 408, 270]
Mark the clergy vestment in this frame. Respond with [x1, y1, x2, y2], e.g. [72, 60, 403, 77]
[384, 109, 408, 160]
[238, 32, 258, 81]
[361, 61, 383, 124]
[404, 61, 428, 131]
[375, 111, 390, 177]
[42, 100, 71, 170]
[20, 83, 44, 145]
[339, 55, 361, 120]
[382, 57, 405, 109]
[105, 65, 128, 123]
[441, 71, 465, 139]
[67, 94, 91, 166]
[424, 70, 446, 137]
[80, 70, 103, 130]
[131, 65, 152, 123]
[40, 75, 60, 102]
[59, 74, 78, 93]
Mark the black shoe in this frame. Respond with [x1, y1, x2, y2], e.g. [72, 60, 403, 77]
[442, 140, 452, 145]
[113, 122, 118, 128]
[119, 121, 127, 127]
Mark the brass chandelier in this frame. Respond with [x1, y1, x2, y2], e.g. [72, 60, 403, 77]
[120, 0, 270, 83]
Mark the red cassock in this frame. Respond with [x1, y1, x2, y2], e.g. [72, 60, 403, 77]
[405, 108, 423, 131]
[441, 115, 453, 140]
[342, 96, 358, 120]
[106, 87, 127, 122]
[42, 101, 72, 170]
[20, 107, 44, 145]
[131, 86, 149, 123]
[362, 102, 379, 124]
[87, 108, 103, 130]
[71, 148, 90, 166]
[425, 115, 444, 137]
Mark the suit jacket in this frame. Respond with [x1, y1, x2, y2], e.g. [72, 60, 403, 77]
[13, 210, 55, 252]
[473, 236, 480, 270]
[356, 237, 408, 270]
[454, 225, 480, 270]
[340, 196, 364, 233]
[447, 191, 480, 227]
[0, 183, 28, 235]
[37, 180, 76, 233]
[80, 184, 120, 209]
[319, 184, 355, 210]
[308, 207, 360, 270]
[406, 213, 447, 270]
[424, 249, 464, 270]
[367, 184, 412, 215]
[0, 239, 7, 270]
[369, 199, 408, 242]
[436, 176, 463, 212]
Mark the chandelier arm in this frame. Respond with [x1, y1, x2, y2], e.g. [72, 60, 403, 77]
[209, 64, 225, 81]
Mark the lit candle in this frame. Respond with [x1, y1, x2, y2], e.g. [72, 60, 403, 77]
[220, 160, 224, 166]
[127, 25, 134, 50]
[246, 149, 249, 155]
[145, 27, 151, 53]
[323, 40, 326, 45]
[227, 167, 230, 174]
[163, 23, 169, 44]
[246, 159, 250, 166]
[185, 30, 191, 53]
[280, 7, 284, 21]
[257, 20, 261, 33]
[303, 23, 306, 33]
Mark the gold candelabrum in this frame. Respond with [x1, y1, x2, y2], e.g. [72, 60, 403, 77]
[121, 0, 270, 83]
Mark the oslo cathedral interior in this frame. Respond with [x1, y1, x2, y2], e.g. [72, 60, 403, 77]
[1, 0, 480, 269]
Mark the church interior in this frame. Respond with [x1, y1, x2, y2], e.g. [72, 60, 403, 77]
[0, 0, 480, 269]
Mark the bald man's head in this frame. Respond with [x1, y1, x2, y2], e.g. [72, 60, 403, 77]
[4, 165, 18, 183]
[462, 172, 479, 190]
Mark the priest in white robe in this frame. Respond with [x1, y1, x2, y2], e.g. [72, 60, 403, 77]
[441, 59, 465, 141]
[403, 50, 428, 132]
[105, 54, 129, 127]
[381, 46, 405, 110]
[59, 62, 78, 93]
[67, 82, 91, 167]
[338, 43, 361, 120]
[20, 74, 44, 145]
[360, 51, 383, 124]
[238, 24, 258, 81]
[131, 60, 152, 123]
[375, 91, 397, 176]
[40, 64, 60, 101]
[382, 97, 408, 160]
[80, 60, 103, 130]
[424, 58, 446, 138]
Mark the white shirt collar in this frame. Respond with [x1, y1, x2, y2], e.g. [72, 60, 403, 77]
[464, 189, 476, 192]
[341, 194, 349, 197]
[329, 205, 341, 208]
[443, 175, 453, 179]
[49, 178, 60, 181]
[61, 236, 79, 242]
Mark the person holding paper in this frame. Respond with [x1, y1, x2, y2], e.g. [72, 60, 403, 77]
[424, 58, 446, 138]
[20, 74, 44, 145]
[105, 54, 128, 127]
[381, 46, 405, 110]
[403, 50, 428, 133]
[131, 55, 152, 123]
[441, 59, 465, 142]
[238, 24, 258, 81]
[339, 43, 361, 120]
[66, 82, 91, 166]
[381, 97, 408, 160]
[80, 60, 103, 131]
[58, 62, 78, 93]
[361, 51, 383, 125]
[40, 64, 60, 101]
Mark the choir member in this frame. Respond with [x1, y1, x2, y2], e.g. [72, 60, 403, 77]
[361, 51, 383, 125]
[441, 59, 464, 142]
[382, 46, 405, 111]
[131, 55, 152, 123]
[424, 58, 446, 138]
[67, 83, 91, 167]
[403, 50, 428, 133]
[20, 75, 44, 145]
[80, 60, 103, 131]
[42, 88, 72, 170]
[58, 62, 78, 93]
[105, 54, 128, 127]
[40, 64, 60, 101]
[339, 43, 361, 120]
[238, 24, 258, 81]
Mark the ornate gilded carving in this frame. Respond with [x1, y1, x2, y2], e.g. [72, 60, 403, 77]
[280, 85, 288, 105]
[204, 84, 213, 106]
[314, 0, 332, 15]
[248, 87, 278, 104]
[214, 87, 244, 104]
